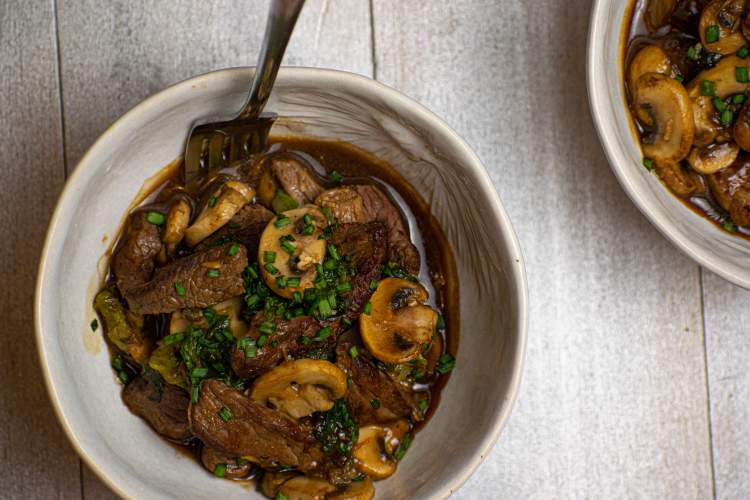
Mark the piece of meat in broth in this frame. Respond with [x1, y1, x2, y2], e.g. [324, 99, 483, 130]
[122, 370, 191, 440]
[112, 210, 163, 295]
[272, 157, 325, 205]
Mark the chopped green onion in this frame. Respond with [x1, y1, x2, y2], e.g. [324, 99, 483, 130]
[281, 240, 296, 254]
[328, 170, 342, 183]
[328, 244, 340, 260]
[300, 335, 312, 346]
[275, 216, 291, 229]
[737, 66, 750, 83]
[705, 25, 720, 44]
[191, 367, 208, 378]
[257, 334, 268, 347]
[370, 399, 381, 409]
[642, 158, 654, 171]
[218, 407, 233, 422]
[192, 385, 200, 404]
[721, 109, 734, 126]
[315, 326, 333, 341]
[740, 47, 750, 58]
[363, 302, 372, 315]
[207, 195, 217, 208]
[228, 243, 240, 256]
[264, 263, 279, 274]
[300, 225, 314, 236]
[276, 276, 287, 289]
[724, 219, 737, 232]
[287, 277, 301, 288]
[713, 97, 727, 112]
[436, 353, 456, 374]
[117, 371, 130, 384]
[303, 214, 313, 226]
[263, 251, 277, 263]
[272, 190, 299, 214]
[369, 279, 379, 291]
[162, 332, 184, 345]
[734, 94, 747, 104]
[214, 463, 227, 478]
[259, 321, 275, 335]
[418, 399, 429, 412]
[206, 269, 221, 278]
[318, 298, 332, 317]
[292, 291, 303, 303]
[111, 356, 123, 371]
[674, 74, 684, 83]
[275, 493, 290, 500]
[336, 282, 352, 293]
[393, 433, 413, 460]
[146, 211, 165, 225]
[246, 265, 259, 279]
[349, 345, 359, 358]
[174, 281, 186, 296]
[687, 44, 699, 60]
[436, 314, 445, 330]
[90, 319, 98, 331]
[237, 337, 257, 358]
[700, 80, 716, 96]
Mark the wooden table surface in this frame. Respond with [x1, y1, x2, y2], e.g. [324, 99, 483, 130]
[2, 0, 748, 498]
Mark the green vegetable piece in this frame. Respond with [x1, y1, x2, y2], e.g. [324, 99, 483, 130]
[271, 190, 299, 214]
[90, 319, 98, 331]
[313, 399, 359, 455]
[436, 353, 456, 374]
[737, 66, 750, 84]
[148, 341, 185, 388]
[214, 463, 227, 478]
[394, 433, 413, 460]
[174, 281, 186, 296]
[94, 289, 148, 362]
[700, 80, 716, 96]
[218, 406, 233, 422]
[228, 243, 241, 256]
[146, 211, 165, 225]
[705, 25, 720, 44]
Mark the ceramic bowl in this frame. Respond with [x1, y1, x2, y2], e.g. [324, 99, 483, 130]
[588, 0, 750, 288]
[35, 68, 527, 499]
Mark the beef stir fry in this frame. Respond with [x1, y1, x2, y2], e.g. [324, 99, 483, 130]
[94, 138, 457, 498]
[625, 0, 750, 233]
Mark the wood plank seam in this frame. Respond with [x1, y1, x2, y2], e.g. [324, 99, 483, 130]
[699, 267, 718, 500]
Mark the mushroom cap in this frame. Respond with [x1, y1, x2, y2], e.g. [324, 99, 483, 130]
[258, 206, 327, 299]
[627, 45, 676, 95]
[352, 425, 397, 480]
[633, 72, 695, 163]
[687, 55, 750, 99]
[692, 95, 719, 148]
[654, 161, 703, 197]
[250, 359, 348, 419]
[359, 278, 438, 364]
[184, 180, 254, 247]
[276, 476, 337, 500]
[162, 198, 191, 255]
[327, 477, 376, 500]
[699, 0, 747, 55]
[734, 99, 750, 150]
[687, 141, 740, 174]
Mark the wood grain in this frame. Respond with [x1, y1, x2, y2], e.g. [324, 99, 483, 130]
[702, 270, 750, 499]
[0, 1, 81, 498]
[373, 0, 713, 497]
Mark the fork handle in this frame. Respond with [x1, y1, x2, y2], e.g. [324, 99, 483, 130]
[239, 0, 306, 119]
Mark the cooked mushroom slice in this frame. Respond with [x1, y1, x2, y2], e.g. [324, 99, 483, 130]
[352, 425, 397, 480]
[258, 206, 327, 299]
[250, 359, 348, 419]
[699, 0, 747, 55]
[382, 419, 410, 456]
[261, 470, 300, 498]
[327, 478, 376, 500]
[692, 95, 719, 147]
[212, 296, 249, 338]
[633, 73, 695, 163]
[687, 141, 740, 173]
[315, 187, 367, 223]
[359, 278, 438, 364]
[644, 0, 677, 32]
[687, 55, 750, 99]
[654, 161, 703, 197]
[734, 99, 750, 150]
[169, 309, 190, 335]
[276, 476, 337, 500]
[184, 180, 255, 246]
[627, 45, 678, 95]
[162, 198, 191, 258]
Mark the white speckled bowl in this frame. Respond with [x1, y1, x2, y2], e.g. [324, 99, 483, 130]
[35, 68, 527, 499]
[588, 0, 750, 288]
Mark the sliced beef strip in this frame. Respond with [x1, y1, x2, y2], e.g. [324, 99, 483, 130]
[231, 314, 342, 379]
[708, 156, 750, 226]
[123, 242, 247, 315]
[122, 370, 191, 440]
[328, 222, 387, 317]
[196, 203, 274, 258]
[316, 185, 420, 274]
[112, 210, 163, 295]
[272, 157, 324, 205]
[191, 379, 323, 472]
[335, 343, 419, 426]
[201, 446, 254, 479]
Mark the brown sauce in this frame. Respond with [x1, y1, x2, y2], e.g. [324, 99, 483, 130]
[98, 135, 459, 487]
[622, 0, 750, 239]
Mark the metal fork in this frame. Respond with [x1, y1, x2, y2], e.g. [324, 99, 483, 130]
[183, 0, 306, 186]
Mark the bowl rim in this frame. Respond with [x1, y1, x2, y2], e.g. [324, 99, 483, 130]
[587, 0, 750, 289]
[34, 66, 529, 499]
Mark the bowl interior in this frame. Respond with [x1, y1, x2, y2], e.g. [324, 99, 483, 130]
[588, 0, 750, 287]
[36, 68, 526, 499]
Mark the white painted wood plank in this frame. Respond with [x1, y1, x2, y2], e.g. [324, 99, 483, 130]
[0, 1, 82, 498]
[57, 0, 373, 168]
[56, 1, 372, 497]
[702, 270, 750, 499]
[373, 0, 713, 498]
